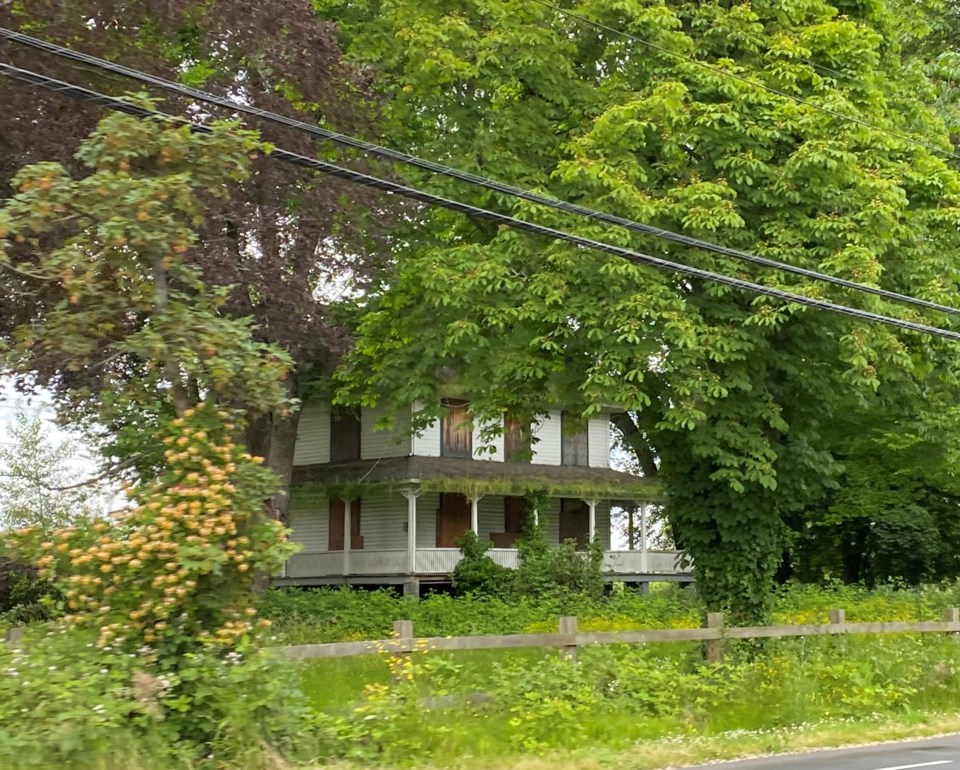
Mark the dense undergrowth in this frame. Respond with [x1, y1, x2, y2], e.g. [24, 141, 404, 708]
[5, 583, 960, 769]
[247, 583, 960, 766]
[258, 581, 960, 644]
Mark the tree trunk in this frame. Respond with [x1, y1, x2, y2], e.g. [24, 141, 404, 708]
[245, 379, 301, 525]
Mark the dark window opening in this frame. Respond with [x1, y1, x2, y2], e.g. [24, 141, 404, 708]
[441, 399, 472, 458]
[559, 498, 589, 550]
[330, 408, 361, 462]
[561, 411, 589, 467]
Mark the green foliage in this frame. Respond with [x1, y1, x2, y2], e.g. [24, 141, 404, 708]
[0, 626, 311, 769]
[0, 104, 293, 436]
[260, 584, 705, 645]
[452, 530, 513, 597]
[314, 654, 454, 763]
[328, 0, 960, 621]
[786, 395, 960, 587]
[0, 556, 57, 623]
[300, 630, 960, 764]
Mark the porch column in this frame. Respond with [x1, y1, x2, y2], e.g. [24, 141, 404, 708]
[627, 505, 635, 551]
[402, 488, 421, 574]
[587, 499, 598, 541]
[640, 503, 649, 573]
[470, 495, 483, 535]
[343, 498, 352, 576]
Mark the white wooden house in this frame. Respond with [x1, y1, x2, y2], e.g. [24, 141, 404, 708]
[278, 400, 689, 593]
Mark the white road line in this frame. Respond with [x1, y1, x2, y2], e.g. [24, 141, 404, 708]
[872, 761, 953, 770]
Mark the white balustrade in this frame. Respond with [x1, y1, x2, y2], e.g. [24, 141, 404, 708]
[286, 548, 688, 578]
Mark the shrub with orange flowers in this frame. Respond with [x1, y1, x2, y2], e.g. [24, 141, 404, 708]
[0, 404, 314, 768]
[5, 403, 295, 657]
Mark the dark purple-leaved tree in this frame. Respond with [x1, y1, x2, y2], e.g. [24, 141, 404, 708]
[0, 1, 392, 519]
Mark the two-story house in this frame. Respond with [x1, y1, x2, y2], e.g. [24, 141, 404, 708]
[278, 401, 688, 594]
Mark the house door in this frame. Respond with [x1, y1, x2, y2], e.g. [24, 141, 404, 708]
[559, 498, 589, 550]
[328, 498, 363, 550]
[436, 492, 471, 547]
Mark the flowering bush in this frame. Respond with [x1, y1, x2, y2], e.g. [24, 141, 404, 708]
[6, 404, 294, 654]
[0, 404, 306, 767]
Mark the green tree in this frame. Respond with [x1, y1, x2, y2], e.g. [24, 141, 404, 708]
[0, 107, 290, 430]
[787, 393, 960, 586]
[328, 0, 960, 620]
[0, 409, 105, 531]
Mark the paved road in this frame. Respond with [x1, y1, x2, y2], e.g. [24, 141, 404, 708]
[685, 734, 960, 770]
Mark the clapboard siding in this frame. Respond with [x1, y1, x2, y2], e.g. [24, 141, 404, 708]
[361, 405, 413, 459]
[288, 499, 328, 553]
[417, 491, 440, 549]
[357, 488, 406, 550]
[530, 410, 562, 465]
[293, 403, 331, 465]
[412, 418, 441, 457]
[588, 415, 611, 468]
[478, 495, 504, 540]
[473, 418, 505, 461]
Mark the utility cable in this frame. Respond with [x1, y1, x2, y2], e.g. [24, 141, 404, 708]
[2, 27, 959, 320]
[2, 63, 960, 345]
[530, 0, 960, 163]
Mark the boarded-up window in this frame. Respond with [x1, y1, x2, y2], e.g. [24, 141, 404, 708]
[328, 498, 363, 550]
[560, 498, 589, 550]
[440, 399, 472, 458]
[330, 409, 361, 462]
[561, 411, 589, 467]
[436, 493, 471, 547]
[504, 416, 530, 463]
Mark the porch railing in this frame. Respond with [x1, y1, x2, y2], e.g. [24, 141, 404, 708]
[285, 547, 686, 579]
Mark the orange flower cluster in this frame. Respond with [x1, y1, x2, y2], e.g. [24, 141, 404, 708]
[7, 405, 295, 653]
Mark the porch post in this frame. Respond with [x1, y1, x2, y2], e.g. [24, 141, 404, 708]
[402, 487, 421, 574]
[470, 495, 482, 535]
[343, 498, 352, 576]
[640, 503, 649, 573]
[586, 499, 598, 541]
[627, 505, 635, 551]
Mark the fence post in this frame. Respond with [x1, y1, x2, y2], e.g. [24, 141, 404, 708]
[944, 607, 959, 640]
[392, 619, 414, 683]
[706, 612, 724, 664]
[829, 608, 846, 630]
[559, 615, 578, 662]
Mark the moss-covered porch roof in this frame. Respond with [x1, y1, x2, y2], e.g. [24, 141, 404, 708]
[291, 456, 660, 501]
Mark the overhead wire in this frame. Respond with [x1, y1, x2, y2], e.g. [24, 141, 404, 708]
[2, 27, 960, 319]
[529, 0, 960, 164]
[2, 62, 960, 345]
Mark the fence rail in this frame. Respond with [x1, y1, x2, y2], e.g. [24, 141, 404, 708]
[278, 607, 960, 661]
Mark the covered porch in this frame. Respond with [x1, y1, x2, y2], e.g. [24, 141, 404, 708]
[277, 456, 691, 591]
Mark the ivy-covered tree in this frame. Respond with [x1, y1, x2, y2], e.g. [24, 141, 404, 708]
[327, 0, 960, 620]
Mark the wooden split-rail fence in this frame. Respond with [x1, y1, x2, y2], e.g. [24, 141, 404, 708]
[278, 607, 960, 664]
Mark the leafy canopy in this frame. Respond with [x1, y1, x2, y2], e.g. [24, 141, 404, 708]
[327, 0, 960, 619]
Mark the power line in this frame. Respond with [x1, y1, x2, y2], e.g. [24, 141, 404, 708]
[530, 0, 960, 164]
[2, 63, 960, 346]
[2, 28, 959, 320]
